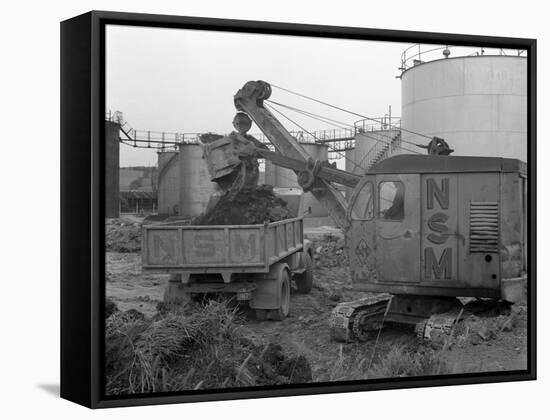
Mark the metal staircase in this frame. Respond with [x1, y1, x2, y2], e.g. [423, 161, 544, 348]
[357, 131, 402, 171]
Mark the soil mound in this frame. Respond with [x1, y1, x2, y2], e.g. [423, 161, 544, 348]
[106, 219, 142, 252]
[197, 184, 292, 225]
[105, 300, 312, 395]
[105, 297, 118, 318]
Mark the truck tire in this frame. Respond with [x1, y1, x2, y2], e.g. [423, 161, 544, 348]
[163, 277, 192, 304]
[255, 309, 268, 321]
[295, 252, 314, 294]
[270, 267, 290, 321]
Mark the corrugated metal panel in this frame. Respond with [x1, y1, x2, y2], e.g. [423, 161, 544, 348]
[469, 201, 499, 253]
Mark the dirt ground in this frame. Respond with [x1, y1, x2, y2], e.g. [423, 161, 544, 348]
[106, 227, 527, 382]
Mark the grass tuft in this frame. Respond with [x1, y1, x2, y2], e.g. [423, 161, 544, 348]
[105, 299, 312, 395]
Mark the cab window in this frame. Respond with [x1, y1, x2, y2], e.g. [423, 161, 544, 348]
[351, 181, 374, 220]
[378, 181, 404, 220]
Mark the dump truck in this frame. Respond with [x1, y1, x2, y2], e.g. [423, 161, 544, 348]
[142, 217, 313, 320]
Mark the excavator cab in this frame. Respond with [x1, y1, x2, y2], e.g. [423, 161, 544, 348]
[333, 155, 527, 341]
[347, 173, 421, 288]
[345, 155, 527, 301]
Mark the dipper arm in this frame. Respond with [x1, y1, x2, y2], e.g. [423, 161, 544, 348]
[234, 80, 352, 231]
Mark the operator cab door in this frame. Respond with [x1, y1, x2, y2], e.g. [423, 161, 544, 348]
[375, 174, 421, 283]
[347, 175, 377, 286]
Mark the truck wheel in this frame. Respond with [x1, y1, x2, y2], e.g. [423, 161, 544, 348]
[163, 279, 191, 304]
[255, 309, 268, 321]
[295, 252, 314, 294]
[270, 268, 290, 321]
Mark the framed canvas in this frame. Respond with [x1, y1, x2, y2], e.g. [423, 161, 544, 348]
[60, 10, 536, 408]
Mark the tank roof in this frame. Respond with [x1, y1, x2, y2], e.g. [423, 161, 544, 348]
[369, 155, 526, 176]
[399, 44, 527, 76]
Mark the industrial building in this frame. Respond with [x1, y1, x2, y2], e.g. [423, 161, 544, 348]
[105, 120, 120, 218]
[105, 44, 527, 221]
[156, 151, 179, 216]
[119, 167, 156, 214]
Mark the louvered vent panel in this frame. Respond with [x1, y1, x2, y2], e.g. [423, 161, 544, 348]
[469, 201, 499, 253]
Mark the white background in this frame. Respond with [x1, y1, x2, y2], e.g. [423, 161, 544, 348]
[0, 0, 547, 418]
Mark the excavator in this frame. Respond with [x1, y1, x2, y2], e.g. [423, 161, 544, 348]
[202, 80, 528, 342]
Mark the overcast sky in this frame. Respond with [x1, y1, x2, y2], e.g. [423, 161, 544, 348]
[106, 25, 411, 167]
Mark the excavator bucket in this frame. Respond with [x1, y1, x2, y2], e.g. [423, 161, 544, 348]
[201, 134, 260, 200]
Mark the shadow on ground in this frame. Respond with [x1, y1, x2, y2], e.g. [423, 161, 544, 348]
[37, 383, 59, 397]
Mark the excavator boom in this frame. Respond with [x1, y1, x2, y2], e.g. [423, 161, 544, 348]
[233, 81, 353, 230]
[256, 149, 361, 189]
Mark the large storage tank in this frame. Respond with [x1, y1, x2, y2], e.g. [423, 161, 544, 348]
[344, 148, 356, 200]
[258, 165, 266, 185]
[105, 121, 120, 218]
[350, 129, 402, 172]
[179, 144, 218, 217]
[264, 143, 329, 217]
[265, 160, 299, 187]
[157, 151, 180, 216]
[401, 55, 527, 160]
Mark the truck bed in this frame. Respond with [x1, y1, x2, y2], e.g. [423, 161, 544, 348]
[142, 217, 304, 275]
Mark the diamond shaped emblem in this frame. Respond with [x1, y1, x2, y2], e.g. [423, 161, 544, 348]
[355, 239, 370, 265]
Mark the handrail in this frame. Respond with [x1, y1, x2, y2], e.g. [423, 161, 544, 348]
[354, 117, 401, 133]
[399, 44, 527, 75]
[106, 109, 401, 156]
[106, 109, 200, 150]
[354, 130, 401, 171]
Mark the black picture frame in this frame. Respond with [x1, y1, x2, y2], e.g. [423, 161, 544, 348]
[60, 10, 537, 409]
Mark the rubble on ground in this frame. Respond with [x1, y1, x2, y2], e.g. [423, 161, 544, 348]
[419, 302, 527, 350]
[310, 234, 348, 268]
[106, 218, 142, 252]
[455, 304, 526, 346]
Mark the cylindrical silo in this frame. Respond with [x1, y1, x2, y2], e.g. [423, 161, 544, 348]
[299, 143, 329, 217]
[401, 55, 527, 160]
[264, 160, 275, 186]
[265, 160, 299, 187]
[353, 129, 402, 171]
[344, 148, 356, 199]
[157, 151, 180, 216]
[179, 144, 218, 217]
[344, 128, 401, 198]
[263, 143, 330, 217]
[105, 121, 120, 218]
[258, 168, 266, 185]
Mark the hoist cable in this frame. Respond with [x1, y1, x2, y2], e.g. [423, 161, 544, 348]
[265, 101, 422, 174]
[270, 83, 433, 140]
[265, 102, 365, 170]
[267, 97, 426, 149]
[265, 99, 418, 171]
[266, 100, 354, 131]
